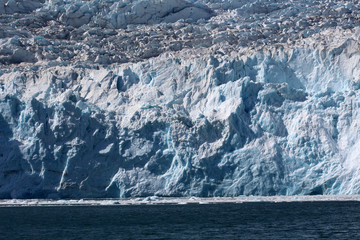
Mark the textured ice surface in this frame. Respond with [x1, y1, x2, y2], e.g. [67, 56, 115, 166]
[1, 0, 360, 198]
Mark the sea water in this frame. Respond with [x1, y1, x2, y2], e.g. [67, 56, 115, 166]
[1, 202, 360, 239]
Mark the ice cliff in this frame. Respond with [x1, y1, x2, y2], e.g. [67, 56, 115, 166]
[1, 0, 360, 198]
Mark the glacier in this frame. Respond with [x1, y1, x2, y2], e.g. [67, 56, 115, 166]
[1, 0, 360, 198]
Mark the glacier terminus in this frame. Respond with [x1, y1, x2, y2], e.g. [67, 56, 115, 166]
[1, 0, 360, 199]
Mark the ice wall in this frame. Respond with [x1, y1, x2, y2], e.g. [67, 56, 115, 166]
[1, 0, 360, 198]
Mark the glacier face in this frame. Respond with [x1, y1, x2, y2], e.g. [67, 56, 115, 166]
[1, 0, 360, 198]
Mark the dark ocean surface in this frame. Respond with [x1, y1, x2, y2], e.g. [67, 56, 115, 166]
[1, 201, 360, 239]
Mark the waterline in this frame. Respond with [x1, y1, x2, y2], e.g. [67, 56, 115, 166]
[2, 195, 360, 207]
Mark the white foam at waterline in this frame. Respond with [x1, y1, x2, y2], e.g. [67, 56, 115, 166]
[1, 195, 360, 207]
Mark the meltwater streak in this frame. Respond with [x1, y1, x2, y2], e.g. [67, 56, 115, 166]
[1, 202, 360, 239]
